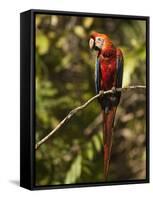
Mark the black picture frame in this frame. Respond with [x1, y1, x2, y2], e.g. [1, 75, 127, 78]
[20, 9, 150, 190]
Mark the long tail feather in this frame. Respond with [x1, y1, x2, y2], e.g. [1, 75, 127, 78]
[102, 107, 117, 181]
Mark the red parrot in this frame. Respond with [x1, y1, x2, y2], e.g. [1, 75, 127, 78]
[89, 32, 124, 181]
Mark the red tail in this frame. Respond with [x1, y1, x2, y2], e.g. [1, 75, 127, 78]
[102, 107, 117, 181]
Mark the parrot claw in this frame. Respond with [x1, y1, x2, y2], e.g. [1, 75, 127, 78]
[99, 90, 104, 96]
[111, 86, 117, 94]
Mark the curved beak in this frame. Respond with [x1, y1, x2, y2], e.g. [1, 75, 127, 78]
[89, 38, 94, 50]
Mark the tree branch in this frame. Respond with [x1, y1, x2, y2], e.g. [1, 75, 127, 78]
[35, 85, 146, 150]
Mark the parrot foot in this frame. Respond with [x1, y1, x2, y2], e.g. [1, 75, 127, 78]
[111, 86, 117, 94]
[99, 90, 104, 96]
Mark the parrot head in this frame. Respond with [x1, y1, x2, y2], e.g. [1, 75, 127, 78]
[89, 32, 113, 51]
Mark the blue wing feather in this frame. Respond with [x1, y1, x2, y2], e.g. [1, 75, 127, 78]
[116, 54, 124, 88]
[95, 57, 101, 94]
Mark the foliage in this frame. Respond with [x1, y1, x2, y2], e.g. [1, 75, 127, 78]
[35, 14, 146, 185]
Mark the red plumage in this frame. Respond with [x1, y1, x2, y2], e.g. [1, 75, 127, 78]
[89, 32, 124, 181]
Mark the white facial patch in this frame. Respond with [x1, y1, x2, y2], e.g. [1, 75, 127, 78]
[95, 37, 103, 49]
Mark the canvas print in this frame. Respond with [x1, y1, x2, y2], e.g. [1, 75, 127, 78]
[35, 13, 147, 187]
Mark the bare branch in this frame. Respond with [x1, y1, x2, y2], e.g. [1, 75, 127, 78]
[35, 85, 146, 150]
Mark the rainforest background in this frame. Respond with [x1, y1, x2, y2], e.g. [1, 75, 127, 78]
[35, 14, 146, 185]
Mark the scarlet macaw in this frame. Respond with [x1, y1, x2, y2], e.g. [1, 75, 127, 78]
[89, 32, 124, 181]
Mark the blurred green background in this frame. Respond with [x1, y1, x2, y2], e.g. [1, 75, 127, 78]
[35, 14, 146, 186]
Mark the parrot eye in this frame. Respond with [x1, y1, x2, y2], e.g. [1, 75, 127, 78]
[94, 37, 104, 50]
[95, 37, 104, 44]
[97, 37, 102, 41]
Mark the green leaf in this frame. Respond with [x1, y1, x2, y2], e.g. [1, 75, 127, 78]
[36, 32, 49, 55]
[83, 18, 94, 28]
[85, 142, 94, 160]
[65, 154, 82, 184]
[92, 134, 102, 152]
[73, 26, 86, 38]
